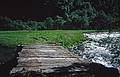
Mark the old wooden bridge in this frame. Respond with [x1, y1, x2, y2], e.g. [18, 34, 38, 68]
[10, 44, 88, 77]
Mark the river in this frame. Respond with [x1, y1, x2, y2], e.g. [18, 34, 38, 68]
[72, 32, 120, 73]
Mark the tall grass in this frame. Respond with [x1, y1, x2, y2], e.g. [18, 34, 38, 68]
[0, 30, 93, 47]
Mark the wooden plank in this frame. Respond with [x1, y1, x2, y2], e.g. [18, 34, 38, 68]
[18, 58, 79, 63]
[17, 62, 75, 67]
[18, 48, 75, 58]
[23, 45, 62, 49]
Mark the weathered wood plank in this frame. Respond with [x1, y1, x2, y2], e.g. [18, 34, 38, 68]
[23, 44, 63, 49]
[18, 58, 79, 63]
[18, 49, 74, 58]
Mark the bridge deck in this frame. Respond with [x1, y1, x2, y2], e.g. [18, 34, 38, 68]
[10, 44, 84, 77]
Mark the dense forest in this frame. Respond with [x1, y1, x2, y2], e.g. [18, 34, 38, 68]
[0, 0, 120, 30]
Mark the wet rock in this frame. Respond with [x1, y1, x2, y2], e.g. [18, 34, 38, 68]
[107, 67, 119, 77]
[87, 62, 119, 77]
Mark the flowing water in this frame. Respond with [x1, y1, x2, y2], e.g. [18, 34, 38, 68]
[72, 32, 120, 72]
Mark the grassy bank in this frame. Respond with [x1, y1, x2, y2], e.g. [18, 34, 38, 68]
[0, 30, 95, 47]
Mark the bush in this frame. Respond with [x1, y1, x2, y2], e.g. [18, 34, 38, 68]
[44, 17, 54, 29]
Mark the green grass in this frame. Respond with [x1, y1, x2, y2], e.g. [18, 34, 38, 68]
[0, 30, 96, 47]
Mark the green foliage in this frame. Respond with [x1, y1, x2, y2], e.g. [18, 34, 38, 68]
[55, 0, 98, 26]
[54, 16, 66, 26]
[0, 17, 48, 30]
[0, 0, 119, 30]
[45, 17, 54, 27]
[69, 11, 81, 22]
[87, 0, 119, 16]
[0, 16, 67, 30]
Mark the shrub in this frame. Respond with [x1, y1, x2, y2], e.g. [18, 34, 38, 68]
[53, 16, 66, 29]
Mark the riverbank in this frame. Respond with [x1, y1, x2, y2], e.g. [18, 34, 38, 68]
[0, 30, 96, 47]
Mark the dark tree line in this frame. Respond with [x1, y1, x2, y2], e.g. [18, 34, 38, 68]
[0, 0, 120, 30]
